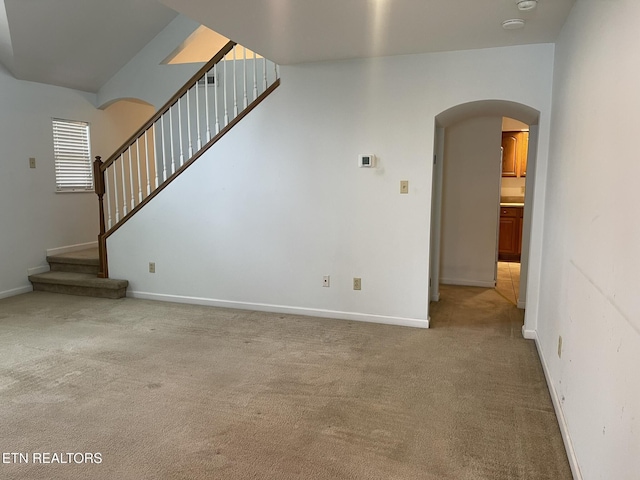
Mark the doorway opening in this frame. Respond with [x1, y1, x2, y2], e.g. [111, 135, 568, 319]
[429, 101, 540, 317]
[496, 117, 529, 306]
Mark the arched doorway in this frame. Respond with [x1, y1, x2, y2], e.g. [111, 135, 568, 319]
[429, 100, 540, 317]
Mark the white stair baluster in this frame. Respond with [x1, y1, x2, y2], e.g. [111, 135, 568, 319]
[152, 123, 158, 190]
[120, 153, 127, 216]
[128, 146, 135, 208]
[253, 51, 258, 101]
[144, 129, 151, 196]
[263, 57, 267, 90]
[105, 170, 112, 229]
[205, 70, 211, 142]
[161, 115, 167, 182]
[169, 105, 176, 174]
[214, 64, 220, 134]
[113, 162, 120, 222]
[178, 97, 184, 167]
[136, 139, 142, 203]
[223, 55, 229, 126]
[187, 89, 193, 157]
[195, 80, 201, 150]
[243, 47, 248, 109]
[233, 46, 238, 117]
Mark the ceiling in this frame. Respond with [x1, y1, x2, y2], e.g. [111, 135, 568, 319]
[0, 0, 575, 93]
[0, 0, 177, 93]
[160, 0, 575, 65]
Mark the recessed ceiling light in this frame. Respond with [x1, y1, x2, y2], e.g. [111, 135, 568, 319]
[502, 18, 526, 30]
[517, 0, 538, 11]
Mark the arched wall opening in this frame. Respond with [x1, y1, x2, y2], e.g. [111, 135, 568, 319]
[429, 100, 540, 331]
[97, 97, 156, 157]
[99, 97, 156, 111]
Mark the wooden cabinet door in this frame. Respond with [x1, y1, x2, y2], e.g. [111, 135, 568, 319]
[520, 132, 529, 177]
[499, 216, 519, 255]
[501, 133, 518, 177]
[498, 206, 523, 262]
[501, 131, 529, 178]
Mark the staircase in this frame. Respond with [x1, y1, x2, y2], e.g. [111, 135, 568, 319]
[29, 248, 128, 299]
[93, 40, 280, 278]
[27, 42, 279, 298]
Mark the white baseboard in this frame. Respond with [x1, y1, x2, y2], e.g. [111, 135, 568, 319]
[517, 299, 526, 309]
[440, 278, 496, 288]
[521, 326, 536, 339]
[430, 292, 440, 302]
[27, 265, 50, 276]
[532, 331, 583, 480]
[0, 285, 32, 300]
[46, 241, 97, 257]
[128, 290, 430, 329]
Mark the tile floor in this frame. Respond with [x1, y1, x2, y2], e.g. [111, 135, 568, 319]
[496, 261, 520, 305]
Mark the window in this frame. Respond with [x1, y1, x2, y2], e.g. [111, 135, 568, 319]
[52, 118, 93, 192]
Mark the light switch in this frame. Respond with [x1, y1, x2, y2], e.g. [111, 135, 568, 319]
[29, 157, 36, 169]
[400, 180, 409, 194]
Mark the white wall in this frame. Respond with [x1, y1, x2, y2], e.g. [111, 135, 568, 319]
[537, 1, 640, 478]
[440, 116, 502, 287]
[108, 43, 555, 327]
[0, 64, 154, 298]
[97, 14, 203, 110]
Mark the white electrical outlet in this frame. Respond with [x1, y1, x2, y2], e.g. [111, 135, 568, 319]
[323, 275, 330, 287]
[400, 180, 409, 194]
[149, 262, 156, 274]
[29, 157, 36, 169]
[353, 277, 361, 290]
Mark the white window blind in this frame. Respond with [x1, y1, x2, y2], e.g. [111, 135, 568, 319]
[52, 118, 93, 192]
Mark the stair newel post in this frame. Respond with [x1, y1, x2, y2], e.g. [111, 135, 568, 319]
[93, 156, 108, 279]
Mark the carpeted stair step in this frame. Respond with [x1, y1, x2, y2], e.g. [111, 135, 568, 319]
[47, 248, 100, 275]
[29, 271, 128, 299]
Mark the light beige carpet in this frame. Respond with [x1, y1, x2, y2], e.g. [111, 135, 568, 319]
[0, 286, 571, 479]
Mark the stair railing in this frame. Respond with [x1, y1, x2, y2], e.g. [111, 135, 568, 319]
[93, 41, 280, 278]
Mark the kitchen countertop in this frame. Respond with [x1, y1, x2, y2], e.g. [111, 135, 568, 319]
[500, 202, 524, 207]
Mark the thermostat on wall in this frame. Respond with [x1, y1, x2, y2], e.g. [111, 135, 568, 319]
[358, 154, 376, 168]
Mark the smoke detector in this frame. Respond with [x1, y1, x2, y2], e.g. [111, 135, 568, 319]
[502, 18, 525, 30]
[517, 0, 538, 11]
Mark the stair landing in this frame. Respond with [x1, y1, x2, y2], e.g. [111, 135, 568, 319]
[29, 248, 128, 299]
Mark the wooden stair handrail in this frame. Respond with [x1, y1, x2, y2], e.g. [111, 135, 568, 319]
[100, 40, 236, 172]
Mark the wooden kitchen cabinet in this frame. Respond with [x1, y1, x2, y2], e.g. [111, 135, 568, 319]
[501, 131, 528, 178]
[498, 206, 523, 262]
[520, 132, 528, 177]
